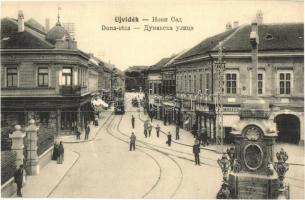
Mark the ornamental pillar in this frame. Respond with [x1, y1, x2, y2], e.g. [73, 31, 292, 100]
[25, 119, 39, 175]
[9, 125, 25, 168]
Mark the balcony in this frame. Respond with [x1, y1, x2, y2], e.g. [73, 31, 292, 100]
[59, 85, 81, 96]
[239, 109, 270, 119]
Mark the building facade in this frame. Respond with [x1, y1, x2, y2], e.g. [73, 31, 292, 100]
[1, 12, 101, 149]
[174, 19, 304, 144]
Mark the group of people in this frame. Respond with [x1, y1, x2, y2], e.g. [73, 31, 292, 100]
[52, 141, 65, 164]
[75, 123, 91, 140]
[131, 114, 203, 166]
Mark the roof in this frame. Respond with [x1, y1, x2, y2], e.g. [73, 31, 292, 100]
[1, 18, 54, 49]
[219, 23, 304, 51]
[46, 22, 72, 44]
[25, 18, 46, 34]
[178, 28, 237, 60]
[176, 23, 304, 61]
[149, 56, 175, 71]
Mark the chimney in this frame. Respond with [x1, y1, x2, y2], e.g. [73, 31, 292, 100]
[233, 21, 239, 28]
[17, 10, 24, 32]
[250, 20, 259, 97]
[225, 22, 232, 31]
[45, 18, 50, 32]
[256, 10, 263, 25]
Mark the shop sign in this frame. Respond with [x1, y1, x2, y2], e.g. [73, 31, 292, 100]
[223, 106, 240, 113]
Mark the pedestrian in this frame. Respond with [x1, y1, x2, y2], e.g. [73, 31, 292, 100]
[193, 140, 201, 165]
[57, 141, 64, 164]
[175, 126, 180, 140]
[155, 124, 160, 138]
[85, 124, 90, 140]
[130, 132, 136, 151]
[144, 121, 148, 138]
[76, 127, 81, 140]
[14, 164, 24, 197]
[52, 141, 59, 160]
[131, 115, 135, 129]
[148, 123, 152, 137]
[166, 132, 172, 146]
[164, 114, 167, 126]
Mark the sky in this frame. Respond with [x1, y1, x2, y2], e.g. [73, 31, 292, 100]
[1, 0, 304, 70]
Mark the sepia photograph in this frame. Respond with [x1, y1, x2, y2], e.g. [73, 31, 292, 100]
[0, 0, 304, 199]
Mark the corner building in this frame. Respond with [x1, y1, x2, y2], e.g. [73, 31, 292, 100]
[1, 13, 98, 150]
[174, 21, 304, 144]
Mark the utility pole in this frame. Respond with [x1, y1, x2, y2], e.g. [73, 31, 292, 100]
[215, 42, 225, 153]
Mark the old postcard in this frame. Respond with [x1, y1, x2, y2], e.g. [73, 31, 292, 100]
[1, 0, 304, 199]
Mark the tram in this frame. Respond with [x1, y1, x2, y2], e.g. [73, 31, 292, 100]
[113, 88, 125, 114]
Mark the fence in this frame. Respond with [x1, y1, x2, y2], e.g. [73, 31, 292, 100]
[37, 126, 55, 156]
[1, 151, 16, 184]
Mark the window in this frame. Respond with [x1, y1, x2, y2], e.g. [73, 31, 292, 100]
[206, 73, 210, 94]
[154, 83, 158, 94]
[189, 75, 192, 92]
[258, 73, 263, 95]
[149, 83, 153, 94]
[62, 68, 72, 86]
[226, 73, 237, 94]
[200, 74, 203, 91]
[184, 75, 187, 92]
[38, 67, 49, 87]
[279, 72, 292, 95]
[194, 75, 197, 92]
[7, 68, 18, 87]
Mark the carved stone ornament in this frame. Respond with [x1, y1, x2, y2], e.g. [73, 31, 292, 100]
[274, 148, 289, 189]
[243, 143, 264, 171]
[217, 154, 230, 180]
[232, 159, 242, 173]
[244, 125, 262, 141]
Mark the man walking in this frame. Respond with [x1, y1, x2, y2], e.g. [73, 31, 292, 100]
[14, 164, 24, 197]
[76, 127, 81, 140]
[131, 115, 135, 129]
[85, 124, 90, 140]
[148, 123, 152, 137]
[155, 124, 160, 138]
[144, 121, 148, 138]
[175, 126, 180, 140]
[193, 140, 201, 165]
[130, 132, 136, 151]
[166, 132, 172, 146]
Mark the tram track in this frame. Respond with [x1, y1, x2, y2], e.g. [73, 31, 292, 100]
[116, 114, 184, 198]
[129, 96, 304, 188]
[104, 114, 163, 198]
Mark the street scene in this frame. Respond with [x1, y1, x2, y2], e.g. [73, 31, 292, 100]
[1, 0, 304, 199]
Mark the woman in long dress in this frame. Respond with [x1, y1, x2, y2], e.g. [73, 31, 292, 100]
[52, 141, 59, 160]
[57, 141, 64, 164]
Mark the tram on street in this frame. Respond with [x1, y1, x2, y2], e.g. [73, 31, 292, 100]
[113, 88, 125, 114]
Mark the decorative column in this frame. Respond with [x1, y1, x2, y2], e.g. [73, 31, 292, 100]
[25, 119, 39, 175]
[9, 125, 26, 168]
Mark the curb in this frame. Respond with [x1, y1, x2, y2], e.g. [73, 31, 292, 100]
[60, 113, 112, 144]
[46, 150, 80, 197]
[138, 111, 218, 153]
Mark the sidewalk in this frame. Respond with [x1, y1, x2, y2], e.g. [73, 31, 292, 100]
[12, 149, 79, 197]
[138, 108, 220, 153]
[57, 110, 112, 143]
[139, 108, 304, 165]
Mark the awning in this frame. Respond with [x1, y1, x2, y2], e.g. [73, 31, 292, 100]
[223, 115, 240, 127]
[92, 98, 109, 108]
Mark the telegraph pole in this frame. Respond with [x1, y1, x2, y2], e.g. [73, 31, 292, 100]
[215, 42, 225, 153]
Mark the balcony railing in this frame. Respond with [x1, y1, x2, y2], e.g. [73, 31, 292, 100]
[239, 109, 270, 119]
[59, 85, 81, 96]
